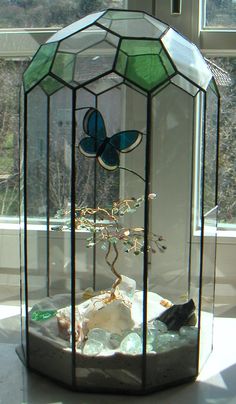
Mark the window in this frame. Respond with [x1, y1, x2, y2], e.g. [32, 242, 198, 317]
[204, 0, 236, 29]
[0, 0, 126, 219]
[138, 0, 236, 230]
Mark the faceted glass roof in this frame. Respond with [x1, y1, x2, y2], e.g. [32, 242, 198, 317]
[24, 9, 213, 95]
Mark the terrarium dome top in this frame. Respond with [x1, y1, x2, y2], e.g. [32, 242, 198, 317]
[23, 9, 214, 95]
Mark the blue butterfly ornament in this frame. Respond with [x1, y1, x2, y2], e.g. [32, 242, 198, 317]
[78, 108, 143, 171]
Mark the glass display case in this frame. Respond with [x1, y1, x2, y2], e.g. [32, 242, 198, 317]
[18, 9, 219, 394]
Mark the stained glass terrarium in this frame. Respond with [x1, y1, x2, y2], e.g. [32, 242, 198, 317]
[18, 9, 219, 394]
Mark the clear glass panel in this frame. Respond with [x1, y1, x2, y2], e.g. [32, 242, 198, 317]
[146, 84, 198, 387]
[189, 91, 205, 315]
[115, 39, 175, 92]
[171, 74, 199, 96]
[208, 57, 236, 227]
[204, 83, 218, 214]
[0, 59, 29, 218]
[198, 85, 218, 370]
[48, 86, 73, 288]
[59, 26, 107, 54]
[102, 10, 144, 20]
[199, 207, 217, 370]
[150, 84, 194, 301]
[19, 88, 26, 354]
[47, 11, 105, 43]
[26, 86, 74, 385]
[204, 0, 236, 29]
[98, 11, 167, 38]
[84, 73, 123, 95]
[26, 86, 48, 366]
[74, 40, 117, 84]
[162, 28, 212, 90]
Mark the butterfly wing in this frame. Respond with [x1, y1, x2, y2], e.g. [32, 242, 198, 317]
[83, 108, 106, 142]
[78, 137, 97, 157]
[109, 130, 142, 153]
[98, 142, 119, 171]
[79, 108, 106, 157]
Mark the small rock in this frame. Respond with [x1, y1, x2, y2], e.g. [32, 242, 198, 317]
[119, 275, 136, 300]
[156, 299, 196, 331]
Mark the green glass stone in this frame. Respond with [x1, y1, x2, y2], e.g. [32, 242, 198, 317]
[31, 310, 57, 321]
[154, 331, 181, 352]
[87, 328, 109, 345]
[24, 42, 58, 92]
[154, 319, 168, 334]
[52, 52, 75, 84]
[83, 339, 104, 356]
[135, 326, 156, 344]
[109, 333, 122, 349]
[120, 332, 142, 354]
[146, 343, 153, 353]
[40, 76, 63, 95]
[179, 326, 198, 343]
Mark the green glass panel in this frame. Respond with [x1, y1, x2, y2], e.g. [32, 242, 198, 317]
[115, 50, 128, 76]
[160, 49, 176, 76]
[52, 52, 75, 84]
[24, 42, 58, 92]
[126, 54, 169, 91]
[40, 76, 63, 95]
[120, 39, 162, 56]
[115, 39, 175, 91]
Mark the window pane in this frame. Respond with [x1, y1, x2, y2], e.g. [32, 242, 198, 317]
[0, 0, 126, 29]
[208, 57, 236, 226]
[204, 0, 236, 29]
[0, 59, 29, 217]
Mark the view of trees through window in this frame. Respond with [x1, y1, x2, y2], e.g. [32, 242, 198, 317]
[0, 0, 126, 28]
[0, 59, 29, 217]
[204, 0, 236, 28]
[210, 57, 236, 226]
